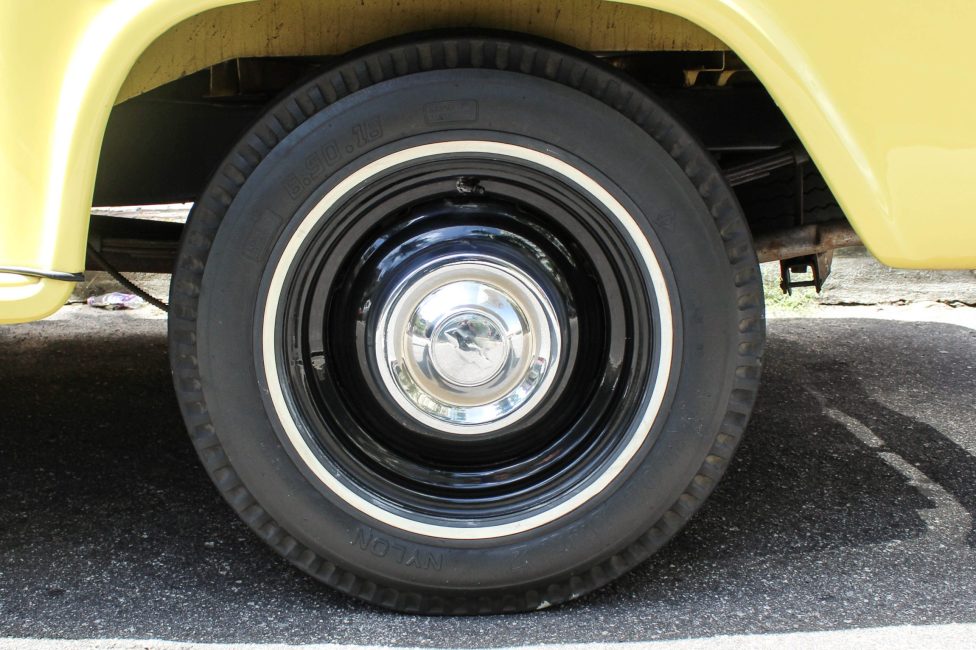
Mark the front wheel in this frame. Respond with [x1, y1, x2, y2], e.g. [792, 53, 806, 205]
[169, 33, 764, 614]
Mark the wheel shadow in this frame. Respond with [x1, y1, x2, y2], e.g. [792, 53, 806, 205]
[0, 315, 974, 644]
[585, 317, 976, 630]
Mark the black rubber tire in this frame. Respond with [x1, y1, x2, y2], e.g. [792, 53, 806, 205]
[168, 32, 765, 614]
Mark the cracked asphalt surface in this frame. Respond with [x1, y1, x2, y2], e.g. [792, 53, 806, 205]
[1, 308, 975, 645]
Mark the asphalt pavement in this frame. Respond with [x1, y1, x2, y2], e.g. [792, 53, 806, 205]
[1, 306, 975, 646]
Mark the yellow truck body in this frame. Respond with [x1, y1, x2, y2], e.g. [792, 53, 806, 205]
[1, 0, 974, 323]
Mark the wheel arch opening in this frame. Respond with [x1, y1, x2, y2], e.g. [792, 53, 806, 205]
[92, 0, 850, 268]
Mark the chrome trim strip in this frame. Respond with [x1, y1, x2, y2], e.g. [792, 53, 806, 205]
[0, 266, 84, 282]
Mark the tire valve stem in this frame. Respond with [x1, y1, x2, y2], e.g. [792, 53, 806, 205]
[456, 177, 485, 196]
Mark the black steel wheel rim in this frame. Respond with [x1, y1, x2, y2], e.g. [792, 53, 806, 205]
[266, 139, 666, 527]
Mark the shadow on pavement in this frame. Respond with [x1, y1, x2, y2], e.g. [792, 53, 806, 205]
[0, 315, 974, 644]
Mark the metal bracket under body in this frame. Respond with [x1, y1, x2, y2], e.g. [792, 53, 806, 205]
[779, 251, 834, 295]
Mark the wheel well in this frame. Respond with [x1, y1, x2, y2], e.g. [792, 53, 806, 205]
[92, 5, 847, 267]
[95, 53, 841, 226]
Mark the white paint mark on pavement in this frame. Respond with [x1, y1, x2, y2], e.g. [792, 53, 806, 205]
[4, 622, 976, 649]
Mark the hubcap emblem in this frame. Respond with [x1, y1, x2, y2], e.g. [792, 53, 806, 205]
[430, 312, 510, 387]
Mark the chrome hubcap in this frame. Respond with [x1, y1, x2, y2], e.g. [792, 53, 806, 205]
[376, 255, 561, 434]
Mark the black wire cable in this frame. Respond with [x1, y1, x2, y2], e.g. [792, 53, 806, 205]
[85, 243, 169, 312]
